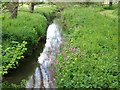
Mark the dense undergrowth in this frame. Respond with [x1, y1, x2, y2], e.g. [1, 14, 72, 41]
[2, 79, 26, 89]
[1, 4, 57, 75]
[54, 5, 119, 88]
[2, 12, 47, 47]
[19, 4, 57, 20]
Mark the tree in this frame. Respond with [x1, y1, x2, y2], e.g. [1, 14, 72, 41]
[7, 0, 19, 18]
[28, 3, 34, 13]
[28, 0, 45, 13]
[109, 0, 113, 6]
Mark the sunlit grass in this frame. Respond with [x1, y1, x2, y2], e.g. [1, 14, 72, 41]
[2, 11, 47, 47]
[55, 5, 118, 88]
[19, 4, 57, 19]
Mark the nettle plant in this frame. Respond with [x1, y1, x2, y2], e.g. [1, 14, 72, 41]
[1, 41, 27, 75]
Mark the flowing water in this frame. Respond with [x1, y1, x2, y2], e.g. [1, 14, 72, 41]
[26, 23, 62, 88]
[3, 18, 63, 89]
[38, 23, 62, 88]
[3, 42, 45, 84]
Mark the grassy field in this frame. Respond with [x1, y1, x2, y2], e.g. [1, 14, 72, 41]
[54, 5, 118, 88]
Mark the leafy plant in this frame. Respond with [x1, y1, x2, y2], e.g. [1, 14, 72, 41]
[1, 4, 57, 76]
[1, 41, 27, 75]
[2, 79, 27, 89]
[54, 5, 119, 89]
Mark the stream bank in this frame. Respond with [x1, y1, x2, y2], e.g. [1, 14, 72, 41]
[2, 5, 64, 89]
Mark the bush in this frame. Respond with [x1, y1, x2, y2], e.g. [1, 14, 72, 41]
[1, 4, 57, 76]
[1, 41, 27, 75]
[35, 4, 57, 19]
[2, 11, 47, 46]
[19, 4, 57, 20]
[2, 79, 26, 89]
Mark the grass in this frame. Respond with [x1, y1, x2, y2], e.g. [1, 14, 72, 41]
[2, 11, 47, 47]
[2, 4, 58, 48]
[2, 79, 26, 89]
[54, 5, 118, 88]
[99, 4, 118, 19]
[19, 4, 57, 19]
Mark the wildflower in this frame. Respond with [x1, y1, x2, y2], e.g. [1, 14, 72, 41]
[69, 47, 73, 51]
[53, 78, 56, 81]
[49, 77, 53, 81]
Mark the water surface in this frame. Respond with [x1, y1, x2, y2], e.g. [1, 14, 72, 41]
[3, 42, 45, 84]
[3, 18, 63, 89]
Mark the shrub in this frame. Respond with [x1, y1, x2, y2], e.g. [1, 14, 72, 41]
[1, 41, 27, 75]
[2, 79, 26, 89]
[35, 4, 57, 19]
[2, 11, 47, 46]
[19, 4, 57, 20]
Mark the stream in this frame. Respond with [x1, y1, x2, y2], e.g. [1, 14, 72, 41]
[3, 18, 63, 89]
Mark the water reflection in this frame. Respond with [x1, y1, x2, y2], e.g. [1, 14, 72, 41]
[26, 67, 41, 88]
[26, 23, 62, 88]
[38, 23, 62, 88]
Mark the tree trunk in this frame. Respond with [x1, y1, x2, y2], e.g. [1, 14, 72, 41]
[7, 2, 19, 18]
[85, 0, 90, 6]
[109, 0, 113, 6]
[118, 1, 120, 15]
[29, 3, 34, 13]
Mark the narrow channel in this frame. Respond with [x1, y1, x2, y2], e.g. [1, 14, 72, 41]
[3, 17, 63, 89]
[3, 41, 45, 84]
[26, 19, 62, 88]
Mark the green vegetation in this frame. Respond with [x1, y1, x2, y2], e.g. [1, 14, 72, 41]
[2, 79, 26, 89]
[2, 11, 47, 47]
[1, 2, 119, 89]
[54, 5, 118, 88]
[2, 41, 27, 75]
[19, 4, 57, 19]
[34, 4, 57, 19]
[1, 4, 57, 75]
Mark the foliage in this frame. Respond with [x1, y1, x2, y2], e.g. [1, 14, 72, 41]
[102, 5, 117, 10]
[18, 4, 57, 20]
[1, 4, 57, 76]
[2, 79, 26, 89]
[34, 4, 57, 19]
[2, 11, 47, 46]
[54, 5, 119, 89]
[1, 41, 27, 75]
